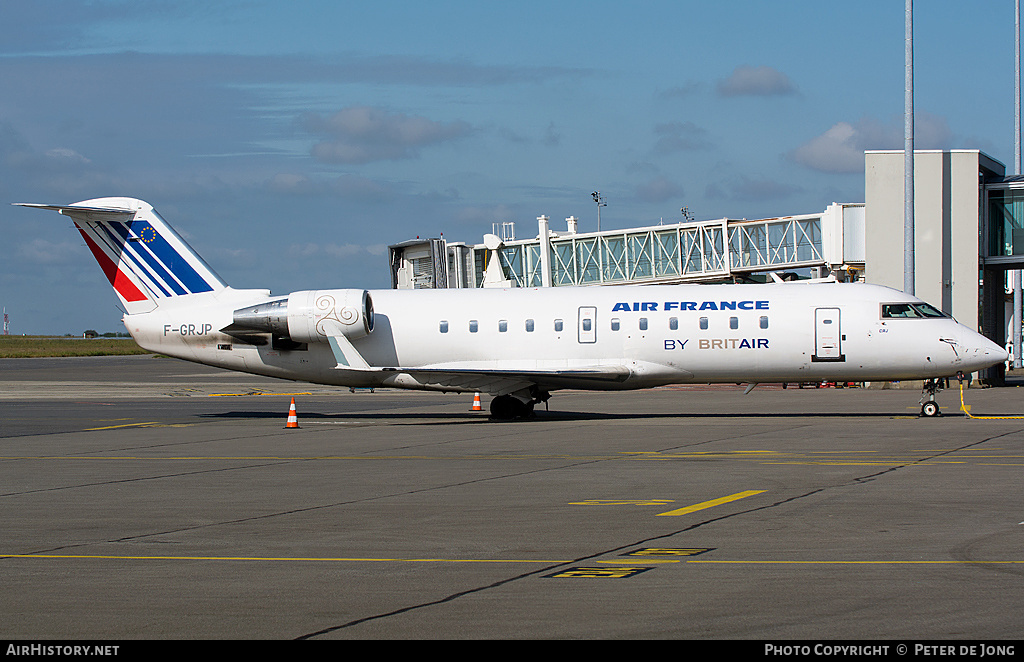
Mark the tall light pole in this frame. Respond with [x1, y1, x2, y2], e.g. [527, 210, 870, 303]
[591, 191, 606, 232]
[904, 0, 915, 296]
[1015, 0, 1022, 369]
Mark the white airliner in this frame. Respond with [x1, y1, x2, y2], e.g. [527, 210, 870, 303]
[17, 197, 1007, 418]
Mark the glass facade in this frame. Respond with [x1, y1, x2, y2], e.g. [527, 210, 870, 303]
[988, 188, 1024, 257]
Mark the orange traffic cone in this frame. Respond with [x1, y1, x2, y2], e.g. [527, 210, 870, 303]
[285, 397, 300, 429]
[472, 392, 482, 411]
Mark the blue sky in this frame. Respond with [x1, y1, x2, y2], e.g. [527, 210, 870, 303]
[0, 0, 1018, 333]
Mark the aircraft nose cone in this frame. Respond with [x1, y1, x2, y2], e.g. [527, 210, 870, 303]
[963, 331, 1008, 368]
[991, 344, 1010, 362]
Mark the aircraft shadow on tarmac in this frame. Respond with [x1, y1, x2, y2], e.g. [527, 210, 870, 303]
[199, 409, 934, 424]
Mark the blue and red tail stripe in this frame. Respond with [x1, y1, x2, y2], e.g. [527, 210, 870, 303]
[114, 220, 214, 296]
[91, 221, 176, 298]
[74, 223, 149, 303]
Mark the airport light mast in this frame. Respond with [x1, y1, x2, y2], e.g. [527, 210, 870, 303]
[1015, 0, 1022, 370]
[904, 0, 915, 296]
[591, 191, 606, 232]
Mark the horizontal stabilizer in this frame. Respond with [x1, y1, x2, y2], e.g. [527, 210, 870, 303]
[13, 202, 136, 222]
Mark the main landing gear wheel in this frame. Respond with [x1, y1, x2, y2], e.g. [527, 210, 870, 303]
[489, 387, 550, 420]
[489, 395, 535, 420]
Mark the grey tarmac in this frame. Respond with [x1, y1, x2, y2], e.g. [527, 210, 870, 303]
[1, 355, 1023, 639]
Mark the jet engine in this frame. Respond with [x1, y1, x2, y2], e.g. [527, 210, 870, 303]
[225, 289, 373, 343]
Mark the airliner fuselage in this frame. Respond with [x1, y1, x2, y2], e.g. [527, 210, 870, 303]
[17, 197, 1007, 419]
[127, 282, 999, 391]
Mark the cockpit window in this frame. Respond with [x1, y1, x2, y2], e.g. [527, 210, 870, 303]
[882, 304, 919, 318]
[881, 303, 949, 319]
[913, 303, 947, 318]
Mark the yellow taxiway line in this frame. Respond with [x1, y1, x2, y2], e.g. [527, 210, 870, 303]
[655, 490, 766, 517]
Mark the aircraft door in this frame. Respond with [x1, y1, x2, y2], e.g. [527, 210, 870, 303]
[578, 306, 597, 343]
[813, 307, 844, 362]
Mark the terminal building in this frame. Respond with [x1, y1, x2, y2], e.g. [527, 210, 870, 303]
[389, 149, 1024, 383]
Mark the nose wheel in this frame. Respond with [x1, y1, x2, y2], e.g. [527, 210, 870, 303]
[919, 378, 945, 417]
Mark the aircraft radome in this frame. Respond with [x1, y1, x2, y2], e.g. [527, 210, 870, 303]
[16, 197, 1007, 419]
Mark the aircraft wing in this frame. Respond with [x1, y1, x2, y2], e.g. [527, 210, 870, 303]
[327, 331, 633, 394]
[384, 364, 632, 395]
[383, 369, 535, 396]
[334, 361, 633, 395]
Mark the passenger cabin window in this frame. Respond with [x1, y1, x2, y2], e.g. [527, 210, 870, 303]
[759, 316, 769, 329]
[439, 320, 449, 333]
[669, 317, 678, 331]
[699, 317, 708, 330]
[611, 318, 620, 331]
[498, 320, 508, 332]
[525, 319, 535, 332]
[729, 316, 738, 330]
[554, 319, 563, 332]
[582, 318, 592, 332]
[639, 317, 648, 331]
[469, 320, 478, 333]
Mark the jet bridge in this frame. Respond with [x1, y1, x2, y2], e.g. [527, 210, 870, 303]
[388, 203, 864, 289]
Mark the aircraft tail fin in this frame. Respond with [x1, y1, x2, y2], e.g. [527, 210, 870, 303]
[15, 197, 226, 313]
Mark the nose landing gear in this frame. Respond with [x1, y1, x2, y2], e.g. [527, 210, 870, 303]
[919, 373, 964, 417]
[919, 378, 945, 417]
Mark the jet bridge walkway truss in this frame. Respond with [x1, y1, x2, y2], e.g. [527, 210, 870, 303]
[389, 203, 862, 290]
[491, 212, 841, 288]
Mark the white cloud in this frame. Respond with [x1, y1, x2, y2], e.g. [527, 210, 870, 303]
[285, 242, 381, 260]
[652, 121, 712, 154]
[789, 122, 864, 173]
[717, 65, 797, 97]
[635, 176, 683, 204]
[303, 106, 473, 164]
[705, 175, 801, 202]
[267, 173, 316, 194]
[790, 114, 954, 173]
[44, 148, 90, 165]
[323, 244, 366, 258]
[265, 172, 392, 201]
[544, 122, 561, 148]
[17, 238, 82, 265]
[453, 204, 520, 226]
[658, 82, 706, 100]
